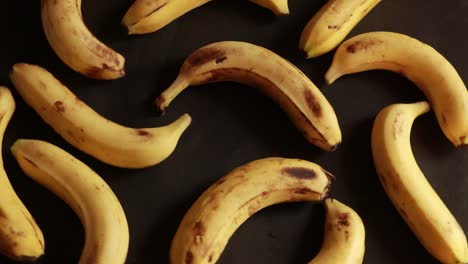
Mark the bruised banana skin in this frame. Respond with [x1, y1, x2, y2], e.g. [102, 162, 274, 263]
[372, 102, 468, 263]
[42, 0, 125, 79]
[300, 0, 381, 58]
[0, 88, 44, 262]
[122, 0, 289, 35]
[326, 32, 468, 147]
[10, 63, 191, 169]
[156, 41, 341, 151]
[171, 157, 334, 264]
[309, 198, 365, 264]
[11, 139, 129, 264]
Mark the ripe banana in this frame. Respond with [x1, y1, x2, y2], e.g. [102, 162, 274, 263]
[371, 101, 468, 263]
[0, 88, 44, 262]
[11, 139, 129, 264]
[309, 198, 365, 264]
[326, 31, 468, 147]
[300, 0, 381, 58]
[170, 157, 334, 264]
[122, 0, 289, 35]
[10, 63, 191, 169]
[249, 0, 289, 15]
[41, 0, 125, 79]
[155, 41, 341, 151]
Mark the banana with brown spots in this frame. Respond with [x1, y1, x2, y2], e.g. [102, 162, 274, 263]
[41, 0, 125, 79]
[326, 32, 468, 147]
[0, 88, 44, 262]
[309, 198, 365, 264]
[372, 101, 468, 263]
[10, 63, 191, 169]
[300, 0, 381, 58]
[122, 0, 289, 35]
[155, 41, 342, 151]
[170, 157, 334, 264]
[11, 139, 129, 264]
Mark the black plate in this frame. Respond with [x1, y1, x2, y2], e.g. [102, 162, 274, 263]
[1, 0, 467, 263]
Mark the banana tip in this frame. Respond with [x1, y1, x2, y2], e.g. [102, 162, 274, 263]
[330, 142, 341, 151]
[155, 96, 166, 115]
[10, 139, 23, 155]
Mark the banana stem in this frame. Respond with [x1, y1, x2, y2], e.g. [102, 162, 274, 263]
[155, 76, 190, 113]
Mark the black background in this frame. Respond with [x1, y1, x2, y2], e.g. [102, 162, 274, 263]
[1, 0, 467, 263]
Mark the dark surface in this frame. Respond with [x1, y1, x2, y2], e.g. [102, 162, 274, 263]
[1, 0, 467, 263]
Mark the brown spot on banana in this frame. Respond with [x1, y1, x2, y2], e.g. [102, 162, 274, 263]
[214, 178, 226, 186]
[345, 230, 350, 240]
[185, 250, 193, 264]
[186, 47, 227, 67]
[135, 129, 152, 137]
[54, 101, 65, 112]
[392, 113, 404, 139]
[304, 89, 322, 117]
[282, 167, 317, 179]
[8, 227, 25, 238]
[215, 56, 227, 64]
[193, 221, 205, 245]
[337, 212, 350, 226]
[346, 38, 383, 53]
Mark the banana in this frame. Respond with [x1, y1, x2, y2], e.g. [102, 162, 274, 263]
[11, 139, 129, 264]
[122, 0, 289, 35]
[249, 0, 289, 15]
[0, 88, 44, 262]
[10, 63, 191, 169]
[300, 0, 381, 58]
[155, 41, 341, 151]
[170, 157, 334, 264]
[326, 31, 468, 147]
[309, 198, 365, 264]
[371, 101, 468, 263]
[41, 0, 125, 79]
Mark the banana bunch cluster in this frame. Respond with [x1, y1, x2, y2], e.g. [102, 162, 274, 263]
[0, 0, 467, 263]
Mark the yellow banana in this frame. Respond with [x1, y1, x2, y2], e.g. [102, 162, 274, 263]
[11, 139, 129, 264]
[41, 0, 125, 79]
[309, 198, 365, 264]
[371, 101, 468, 263]
[122, 0, 289, 35]
[10, 63, 191, 169]
[170, 157, 334, 264]
[0, 88, 44, 262]
[155, 41, 341, 151]
[300, 0, 381, 58]
[326, 31, 468, 147]
[249, 0, 289, 15]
